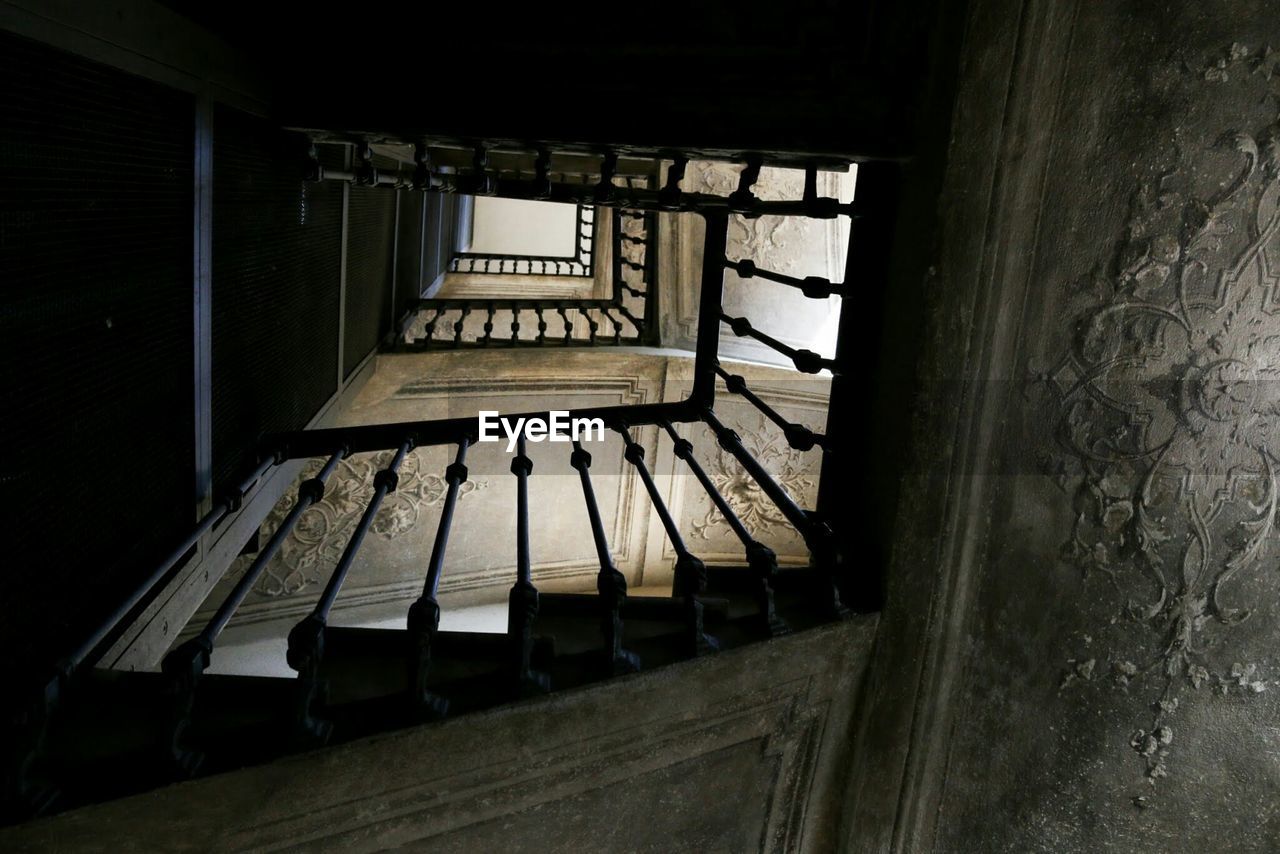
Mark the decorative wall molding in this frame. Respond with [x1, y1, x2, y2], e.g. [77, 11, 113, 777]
[841, 0, 1089, 850]
[1037, 41, 1280, 791]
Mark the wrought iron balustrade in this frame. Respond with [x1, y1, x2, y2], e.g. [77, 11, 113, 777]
[2, 143, 894, 824]
[397, 203, 657, 349]
[448, 203, 597, 278]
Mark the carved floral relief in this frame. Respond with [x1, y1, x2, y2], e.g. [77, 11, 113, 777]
[229, 449, 487, 597]
[691, 161, 809, 273]
[1037, 42, 1280, 795]
[690, 413, 819, 543]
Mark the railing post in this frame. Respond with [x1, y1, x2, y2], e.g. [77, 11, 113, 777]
[691, 212, 729, 406]
[617, 426, 717, 656]
[161, 447, 348, 776]
[702, 409, 848, 621]
[570, 441, 640, 674]
[508, 437, 550, 697]
[287, 438, 413, 747]
[406, 438, 470, 719]
[662, 422, 789, 636]
[716, 365, 829, 452]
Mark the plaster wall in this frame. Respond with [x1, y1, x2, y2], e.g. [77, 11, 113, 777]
[847, 1, 1280, 850]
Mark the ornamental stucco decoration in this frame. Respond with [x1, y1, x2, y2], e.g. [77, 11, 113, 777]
[1038, 42, 1280, 795]
[230, 449, 487, 598]
[691, 413, 818, 542]
[691, 161, 808, 272]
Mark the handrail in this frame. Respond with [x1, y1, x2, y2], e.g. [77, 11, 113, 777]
[3, 148, 886, 822]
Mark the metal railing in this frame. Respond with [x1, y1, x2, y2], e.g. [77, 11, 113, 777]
[2, 143, 893, 822]
[398, 200, 657, 349]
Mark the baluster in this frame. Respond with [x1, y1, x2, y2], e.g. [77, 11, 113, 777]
[407, 438, 470, 718]
[482, 303, 495, 345]
[558, 306, 573, 344]
[720, 313, 839, 375]
[702, 409, 848, 620]
[617, 426, 717, 656]
[287, 439, 413, 746]
[422, 307, 444, 345]
[535, 307, 547, 344]
[453, 304, 471, 348]
[725, 257, 839, 299]
[508, 436, 550, 696]
[715, 365, 828, 451]
[728, 155, 762, 213]
[570, 441, 640, 674]
[662, 423, 788, 636]
[601, 307, 623, 344]
[578, 307, 598, 344]
[161, 447, 349, 775]
[616, 304, 644, 339]
[511, 307, 521, 344]
[658, 156, 687, 210]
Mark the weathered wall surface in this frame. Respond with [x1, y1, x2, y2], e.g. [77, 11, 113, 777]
[2, 617, 876, 853]
[848, 0, 1280, 850]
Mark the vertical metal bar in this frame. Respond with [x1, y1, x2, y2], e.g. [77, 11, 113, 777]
[558, 306, 572, 343]
[570, 441, 639, 674]
[642, 209, 660, 343]
[690, 212, 729, 406]
[616, 426, 716, 655]
[611, 208, 624, 304]
[508, 436, 549, 696]
[662, 422, 787, 636]
[407, 438, 470, 718]
[288, 439, 413, 746]
[417, 192, 428, 299]
[702, 409, 847, 620]
[715, 365, 828, 451]
[315, 440, 412, 621]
